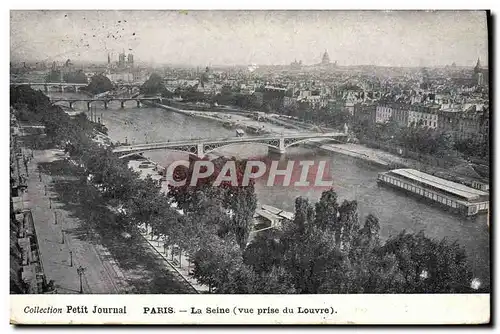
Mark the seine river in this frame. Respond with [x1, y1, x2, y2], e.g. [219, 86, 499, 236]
[50, 92, 490, 287]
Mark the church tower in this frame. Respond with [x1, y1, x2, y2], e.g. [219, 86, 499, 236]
[473, 58, 484, 86]
[474, 58, 481, 73]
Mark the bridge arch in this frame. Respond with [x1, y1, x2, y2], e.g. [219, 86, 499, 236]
[117, 148, 200, 160]
[88, 100, 109, 109]
[283, 137, 340, 149]
[202, 141, 280, 156]
[52, 100, 72, 108]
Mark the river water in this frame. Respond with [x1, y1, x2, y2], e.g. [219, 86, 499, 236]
[49, 92, 490, 287]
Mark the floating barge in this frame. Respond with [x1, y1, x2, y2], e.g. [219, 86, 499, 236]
[253, 204, 295, 231]
[377, 169, 489, 216]
[246, 125, 262, 135]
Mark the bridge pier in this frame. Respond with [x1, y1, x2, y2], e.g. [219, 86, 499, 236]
[59, 85, 64, 93]
[69, 101, 74, 109]
[104, 101, 108, 110]
[73, 85, 78, 92]
[121, 101, 125, 109]
[269, 138, 286, 155]
[87, 102, 91, 111]
[136, 100, 142, 108]
[44, 84, 48, 93]
[197, 144, 204, 159]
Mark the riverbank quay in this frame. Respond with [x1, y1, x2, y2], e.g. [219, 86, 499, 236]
[319, 143, 396, 167]
[148, 101, 228, 123]
[161, 98, 256, 114]
[150, 101, 325, 136]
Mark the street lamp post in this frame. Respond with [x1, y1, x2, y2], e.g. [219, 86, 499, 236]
[24, 156, 28, 176]
[59, 211, 65, 244]
[77, 266, 86, 294]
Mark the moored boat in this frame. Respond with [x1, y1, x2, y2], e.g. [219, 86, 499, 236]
[246, 125, 261, 135]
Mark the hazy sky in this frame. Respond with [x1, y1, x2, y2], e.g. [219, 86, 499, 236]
[10, 10, 488, 67]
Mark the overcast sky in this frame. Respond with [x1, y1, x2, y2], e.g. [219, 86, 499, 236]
[10, 10, 488, 67]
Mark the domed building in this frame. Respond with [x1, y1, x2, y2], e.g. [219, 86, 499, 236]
[318, 50, 337, 68]
[321, 50, 330, 65]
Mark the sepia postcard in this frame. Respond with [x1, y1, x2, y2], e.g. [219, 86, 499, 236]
[9, 10, 490, 325]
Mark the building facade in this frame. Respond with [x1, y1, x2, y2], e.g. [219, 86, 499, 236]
[438, 106, 489, 141]
[354, 103, 376, 125]
[408, 105, 440, 129]
[375, 105, 393, 123]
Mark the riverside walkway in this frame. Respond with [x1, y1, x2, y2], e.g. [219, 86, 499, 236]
[138, 225, 209, 293]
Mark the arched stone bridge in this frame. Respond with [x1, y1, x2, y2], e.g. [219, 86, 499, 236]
[50, 97, 161, 110]
[11, 81, 144, 92]
[112, 132, 348, 159]
[11, 82, 88, 93]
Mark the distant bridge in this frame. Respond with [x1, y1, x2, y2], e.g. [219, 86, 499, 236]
[10, 82, 88, 92]
[50, 97, 161, 110]
[112, 132, 348, 159]
[10, 81, 144, 93]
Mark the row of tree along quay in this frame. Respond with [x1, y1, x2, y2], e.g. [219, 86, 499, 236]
[11, 85, 487, 294]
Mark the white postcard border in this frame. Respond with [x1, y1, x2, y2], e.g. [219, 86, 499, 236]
[10, 294, 490, 325]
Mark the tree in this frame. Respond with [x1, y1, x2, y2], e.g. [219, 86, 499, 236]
[64, 70, 88, 84]
[313, 189, 339, 231]
[126, 176, 163, 227]
[242, 265, 296, 294]
[191, 234, 244, 292]
[140, 73, 166, 96]
[45, 70, 62, 83]
[380, 231, 474, 293]
[243, 229, 283, 274]
[85, 74, 113, 95]
[168, 157, 257, 249]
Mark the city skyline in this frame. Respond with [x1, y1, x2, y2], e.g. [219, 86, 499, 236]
[11, 10, 488, 67]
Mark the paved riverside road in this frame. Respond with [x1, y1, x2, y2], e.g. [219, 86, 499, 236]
[24, 149, 127, 293]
